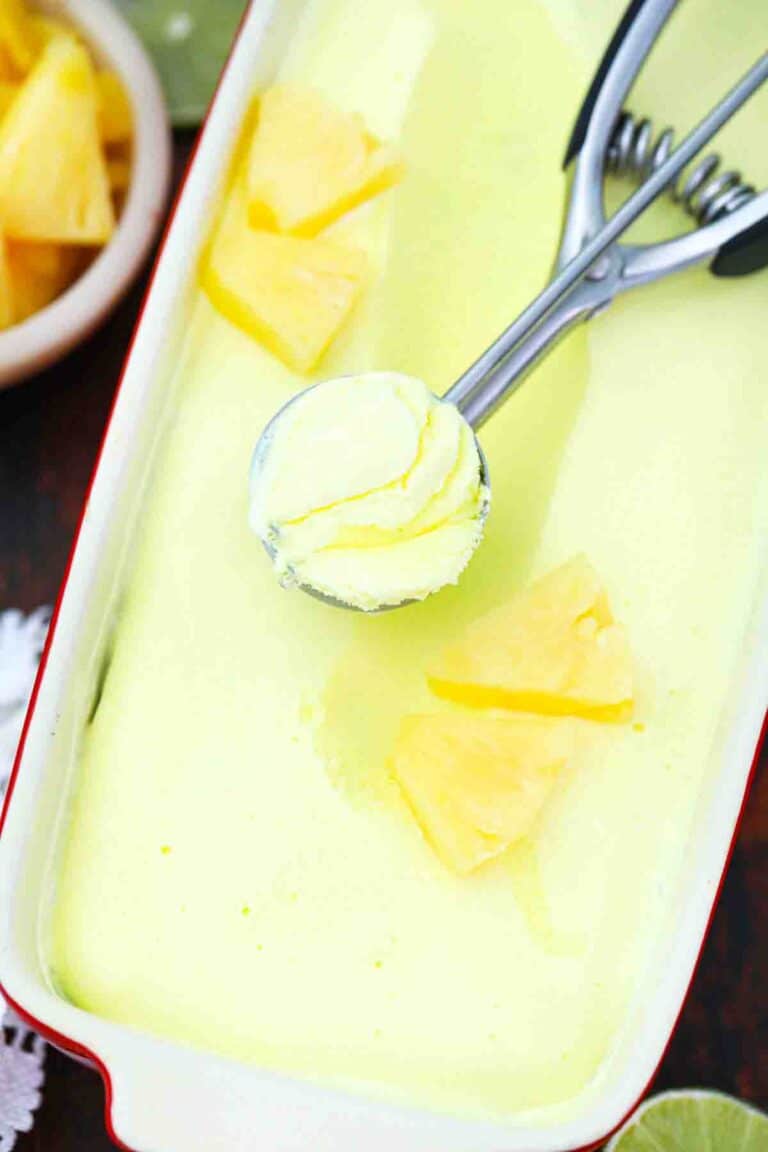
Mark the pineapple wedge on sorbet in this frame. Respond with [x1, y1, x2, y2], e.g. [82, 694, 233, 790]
[392, 712, 574, 875]
[0, 36, 114, 244]
[202, 174, 368, 373]
[247, 85, 404, 237]
[430, 555, 634, 722]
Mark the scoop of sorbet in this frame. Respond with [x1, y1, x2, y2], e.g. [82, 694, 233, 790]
[249, 372, 489, 611]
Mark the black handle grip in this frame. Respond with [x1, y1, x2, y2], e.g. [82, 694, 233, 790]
[711, 214, 768, 277]
[563, 0, 654, 168]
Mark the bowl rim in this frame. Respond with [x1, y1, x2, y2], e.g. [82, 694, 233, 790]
[0, 0, 172, 389]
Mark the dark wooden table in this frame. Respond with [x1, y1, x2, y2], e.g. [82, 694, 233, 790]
[2, 134, 766, 1151]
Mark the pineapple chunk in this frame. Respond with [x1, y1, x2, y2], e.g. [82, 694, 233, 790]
[0, 0, 36, 80]
[0, 78, 17, 118]
[106, 152, 131, 193]
[201, 174, 368, 373]
[96, 70, 132, 144]
[27, 13, 77, 52]
[247, 85, 404, 237]
[392, 712, 574, 874]
[0, 234, 13, 328]
[0, 37, 114, 244]
[429, 556, 634, 721]
[7, 239, 81, 322]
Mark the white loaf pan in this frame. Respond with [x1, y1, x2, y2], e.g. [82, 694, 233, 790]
[1, 2, 767, 1149]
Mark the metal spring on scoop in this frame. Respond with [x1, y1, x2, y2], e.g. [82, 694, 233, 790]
[607, 109, 756, 225]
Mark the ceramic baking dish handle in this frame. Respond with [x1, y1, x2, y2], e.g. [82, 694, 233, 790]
[105, 1039, 488, 1152]
[108, 1045, 340, 1152]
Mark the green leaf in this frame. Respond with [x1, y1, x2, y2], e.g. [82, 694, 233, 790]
[117, 0, 249, 126]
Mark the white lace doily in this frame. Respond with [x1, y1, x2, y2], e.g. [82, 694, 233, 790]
[0, 1010, 45, 1151]
[0, 609, 50, 1150]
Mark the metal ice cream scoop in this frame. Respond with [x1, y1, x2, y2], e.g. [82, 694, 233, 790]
[252, 0, 768, 611]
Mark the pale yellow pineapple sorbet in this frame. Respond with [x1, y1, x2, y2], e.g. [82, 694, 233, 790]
[51, 0, 768, 1124]
[250, 372, 488, 608]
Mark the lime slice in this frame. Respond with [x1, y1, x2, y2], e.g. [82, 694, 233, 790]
[117, 1, 248, 125]
[607, 1091, 768, 1151]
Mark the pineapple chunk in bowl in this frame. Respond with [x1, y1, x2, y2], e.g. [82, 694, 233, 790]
[0, 0, 171, 388]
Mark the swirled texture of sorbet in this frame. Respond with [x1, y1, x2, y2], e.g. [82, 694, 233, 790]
[250, 373, 487, 609]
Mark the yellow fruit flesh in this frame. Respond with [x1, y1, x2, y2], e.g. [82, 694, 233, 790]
[10, 238, 66, 277]
[0, 7, 129, 328]
[27, 13, 77, 52]
[0, 36, 114, 244]
[0, 233, 13, 327]
[96, 70, 132, 144]
[6, 239, 81, 321]
[0, 0, 36, 80]
[0, 78, 17, 116]
[429, 555, 634, 721]
[106, 152, 131, 193]
[248, 85, 404, 236]
[202, 173, 368, 372]
[392, 712, 574, 874]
